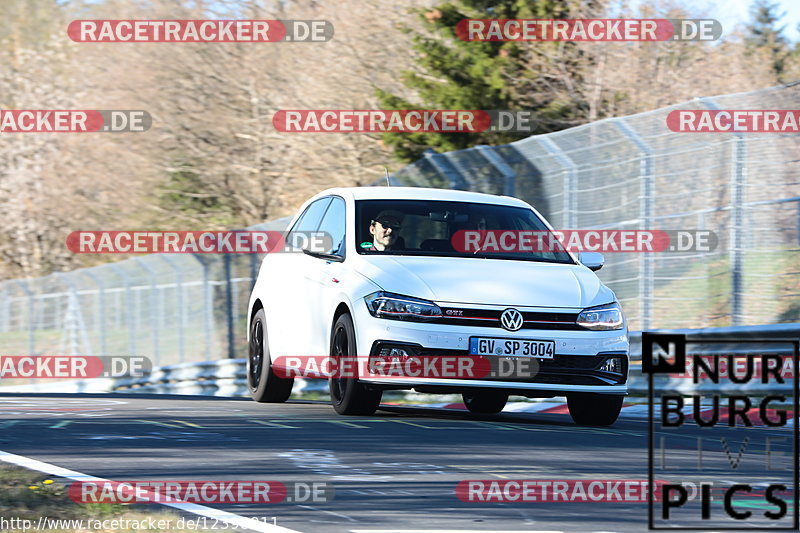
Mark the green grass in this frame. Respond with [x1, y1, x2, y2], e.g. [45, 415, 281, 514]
[642, 247, 799, 329]
[0, 464, 221, 532]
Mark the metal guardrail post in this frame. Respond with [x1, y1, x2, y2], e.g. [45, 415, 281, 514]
[134, 258, 161, 365]
[191, 254, 213, 360]
[108, 264, 136, 356]
[475, 145, 516, 196]
[613, 118, 654, 331]
[702, 98, 745, 326]
[82, 271, 107, 355]
[13, 280, 35, 356]
[159, 256, 185, 363]
[538, 137, 577, 227]
[423, 149, 469, 190]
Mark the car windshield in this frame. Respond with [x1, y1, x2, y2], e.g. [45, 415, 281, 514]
[355, 199, 574, 263]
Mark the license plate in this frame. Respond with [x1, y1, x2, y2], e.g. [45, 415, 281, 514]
[469, 337, 555, 359]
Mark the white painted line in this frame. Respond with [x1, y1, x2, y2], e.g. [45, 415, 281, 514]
[503, 402, 562, 413]
[0, 450, 302, 533]
[297, 504, 356, 522]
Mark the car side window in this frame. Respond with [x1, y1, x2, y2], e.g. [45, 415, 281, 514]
[316, 197, 346, 256]
[286, 197, 332, 248]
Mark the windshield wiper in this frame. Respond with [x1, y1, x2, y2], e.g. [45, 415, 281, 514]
[302, 249, 344, 262]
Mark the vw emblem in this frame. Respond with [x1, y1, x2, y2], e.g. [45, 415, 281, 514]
[500, 308, 523, 331]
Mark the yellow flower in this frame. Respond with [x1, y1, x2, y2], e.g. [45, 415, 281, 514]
[43, 480, 53, 485]
[28, 486, 39, 490]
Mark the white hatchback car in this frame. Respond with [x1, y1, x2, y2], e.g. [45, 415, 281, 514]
[247, 187, 629, 425]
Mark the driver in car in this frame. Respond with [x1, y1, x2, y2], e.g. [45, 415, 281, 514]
[364, 210, 403, 251]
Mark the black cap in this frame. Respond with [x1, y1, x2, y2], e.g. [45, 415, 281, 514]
[372, 210, 404, 228]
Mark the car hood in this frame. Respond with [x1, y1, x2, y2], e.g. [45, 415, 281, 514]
[355, 255, 614, 308]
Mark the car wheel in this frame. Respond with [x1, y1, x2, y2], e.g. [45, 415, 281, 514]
[329, 313, 382, 416]
[462, 390, 508, 414]
[567, 393, 624, 426]
[248, 308, 293, 403]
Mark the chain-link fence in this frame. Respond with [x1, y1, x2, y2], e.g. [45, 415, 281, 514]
[1, 83, 798, 366]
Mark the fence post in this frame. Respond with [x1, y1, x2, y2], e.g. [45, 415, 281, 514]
[0, 283, 8, 333]
[56, 273, 92, 355]
[703, 98, 745, 326]
[108, 264, 136, 356]
[224, 254, 235, 360]
[797, 199, 800, 246]
[729, 136, 746, 326]
[82, 270, 107, 355]
[191, 254, 213, 360]
[249, 254, 259, 291]
[538, 137, 577, 227]
[475, 145, 516, 196]
[613, 118, 654, 330]
[159, 255, 185, 363]
[13, 280, 35, 356]
[424, 149, 468, 189]
[134, 258, 161, 366]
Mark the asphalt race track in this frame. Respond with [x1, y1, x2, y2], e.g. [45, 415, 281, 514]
[0, 393, 795, 532]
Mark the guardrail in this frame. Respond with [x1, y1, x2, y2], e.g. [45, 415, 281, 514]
[0, 359, 327, 396]
[627, 323, 799, 394]
[1, 324, 796, 397]
[630, 323, 800, 360]
[114, 359, 327, 396]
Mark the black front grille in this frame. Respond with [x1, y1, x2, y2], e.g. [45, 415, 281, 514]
[537, 354, 603, 370]
[371, 342, 627, 386]
[436, 307, 583, 330]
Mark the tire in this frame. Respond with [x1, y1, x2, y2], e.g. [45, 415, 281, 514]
[462, 390, 508, 414]
[567, 393, 624, 426]
[248, 308, 293, 403]
[329, 313, 382, 415]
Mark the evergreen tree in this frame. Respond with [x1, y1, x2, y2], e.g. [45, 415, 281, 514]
[745, 0, 790, 79]
[376, 0, 575, 163]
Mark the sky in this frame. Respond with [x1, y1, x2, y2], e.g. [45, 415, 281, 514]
[713, 0, 800, 41]
[629, 0, 800, 42]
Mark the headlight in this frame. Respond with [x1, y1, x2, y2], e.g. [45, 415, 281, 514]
[364, 291, 442, 322]
[577, 303, 624, 330]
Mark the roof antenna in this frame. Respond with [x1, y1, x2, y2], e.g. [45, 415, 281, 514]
[384, 167, 391, 186]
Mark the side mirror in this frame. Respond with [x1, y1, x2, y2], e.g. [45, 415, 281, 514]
[579, 251, 604, 271]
